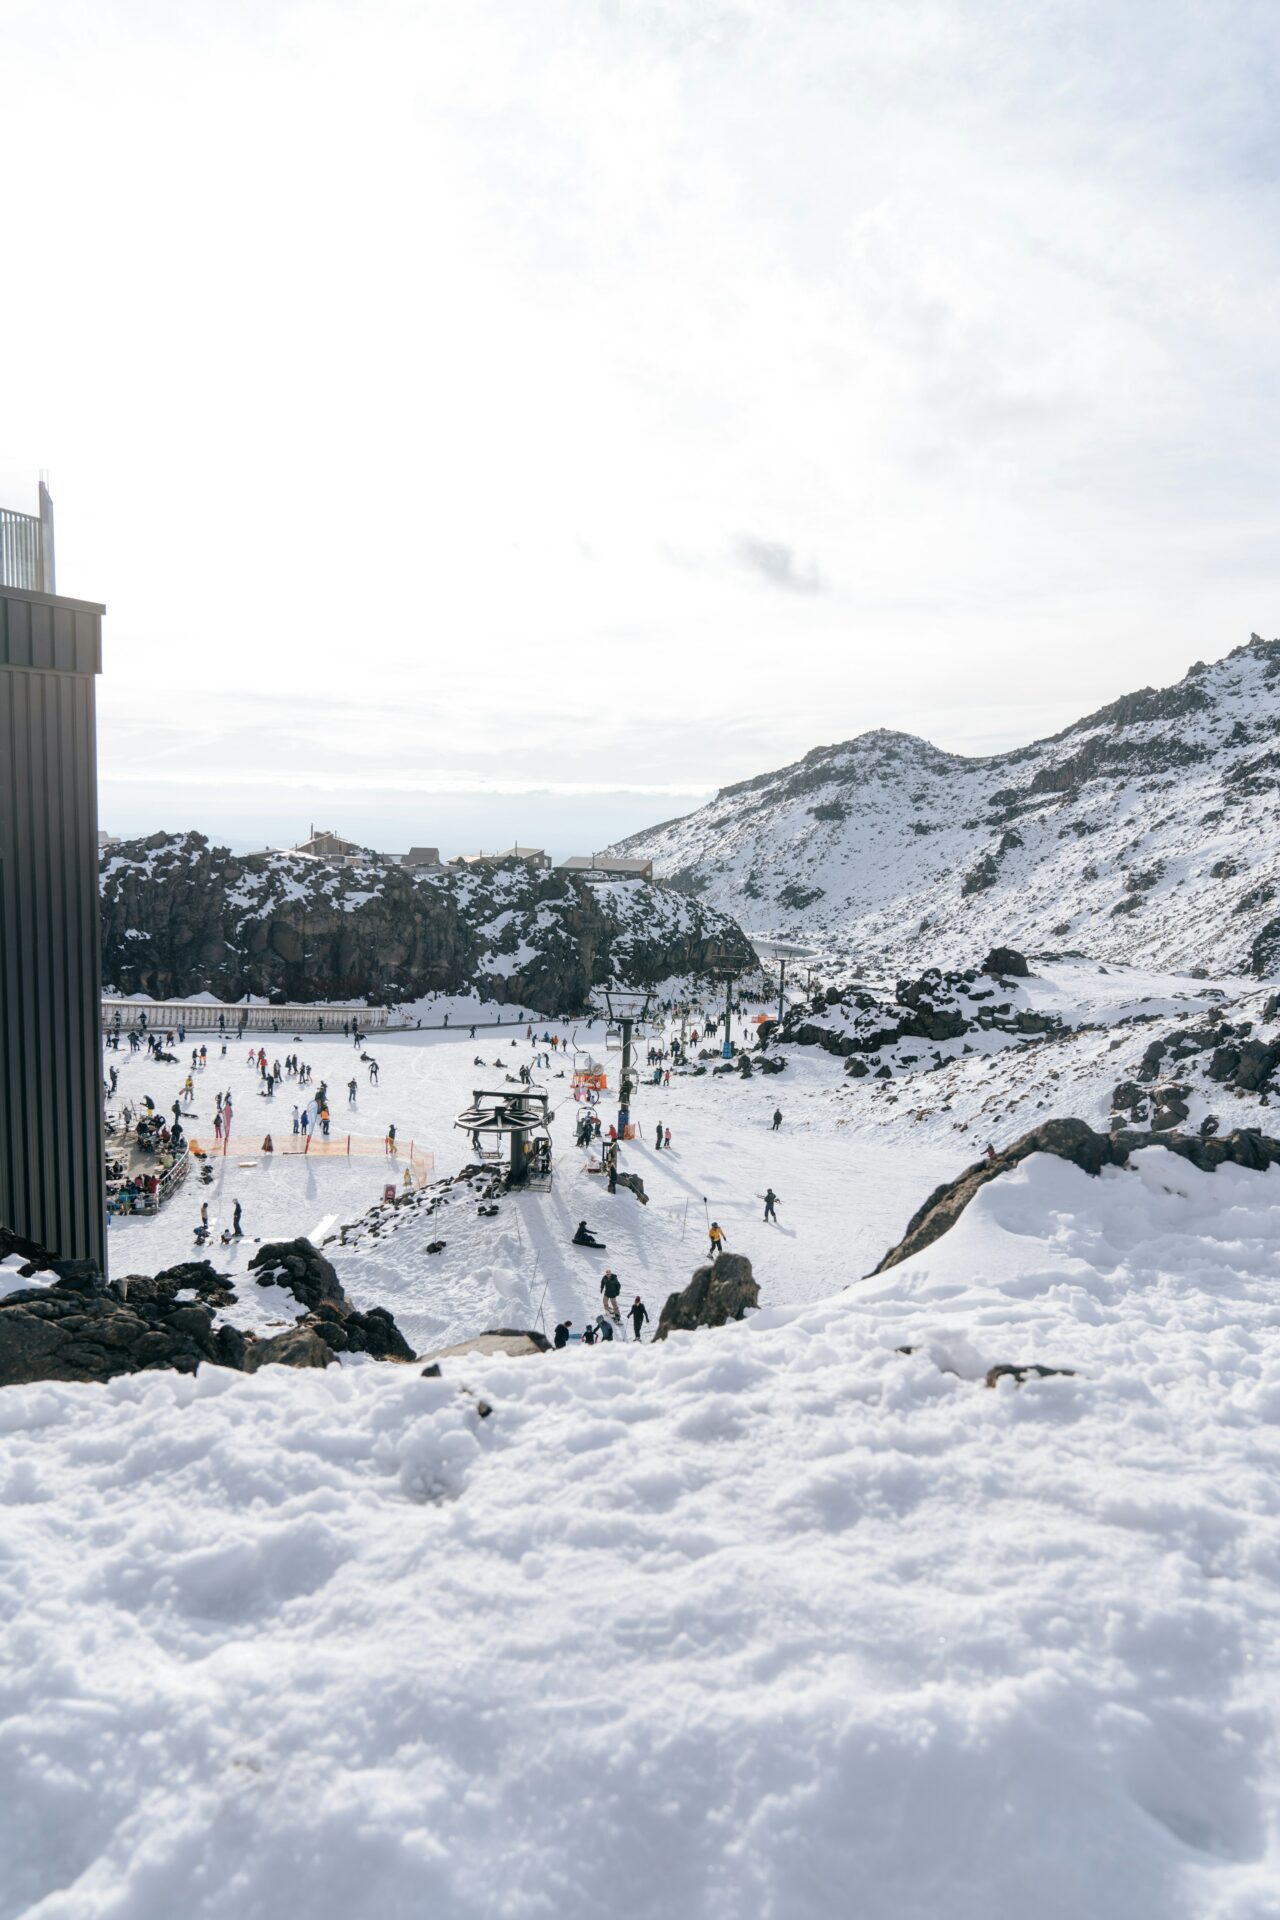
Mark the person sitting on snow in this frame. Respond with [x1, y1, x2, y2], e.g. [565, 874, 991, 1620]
[573, 1220, 605, 1248]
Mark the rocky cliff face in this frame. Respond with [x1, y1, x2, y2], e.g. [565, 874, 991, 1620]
[611, 633, 1280, 978]
[100, 835, 756, 1011]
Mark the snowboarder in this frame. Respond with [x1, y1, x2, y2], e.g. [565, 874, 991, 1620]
[386, 1123, 397, 1154]
[553, 1320, 572, 1349]
[630, 1296, 649, 1341]
[600, 1269, 622, 1318]
[772, 1108, 783, 1131]
[763, 1188, 778, 1223]
[573, 1220, 605, 1248]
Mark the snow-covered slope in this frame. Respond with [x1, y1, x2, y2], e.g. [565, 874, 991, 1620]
[613, 633, 1280, 979]
[6, 1147, 1280, 1919]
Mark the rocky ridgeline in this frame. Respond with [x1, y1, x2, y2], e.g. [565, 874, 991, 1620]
[100, 832, 756, 1010]
[0, 1228, 415, 1386]
[773, 946, 1061, 1079]
[613, 633, 1280, 977]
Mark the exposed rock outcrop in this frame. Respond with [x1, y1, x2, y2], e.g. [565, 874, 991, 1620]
[100, 832, 756, 1011]
[654, 1252, 759, 1340]
[777, 963, 1061, 1078]
[0, 1231, 416, 1385]
[872, 1119, 1280, 1274]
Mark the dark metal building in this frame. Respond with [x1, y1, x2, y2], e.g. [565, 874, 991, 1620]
[0, 575, 107, 1270]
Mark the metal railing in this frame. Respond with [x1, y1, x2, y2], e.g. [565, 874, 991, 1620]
[0, 509, 44, 592]
[102, 1001, 389, 1033]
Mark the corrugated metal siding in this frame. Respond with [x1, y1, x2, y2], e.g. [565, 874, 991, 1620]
[0, 588, 105, 1270]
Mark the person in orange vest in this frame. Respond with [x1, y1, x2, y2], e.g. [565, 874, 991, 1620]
[707, 1221, 725, 1258]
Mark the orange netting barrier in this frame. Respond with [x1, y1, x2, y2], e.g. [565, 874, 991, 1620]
[191, 1135, 434, 1185]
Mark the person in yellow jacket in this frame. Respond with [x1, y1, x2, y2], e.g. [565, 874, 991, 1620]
[707, 1221, 726, 1259]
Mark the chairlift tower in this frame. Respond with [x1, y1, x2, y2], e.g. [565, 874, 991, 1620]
[749, 935, 818, 1027]
[454, 1087, 553, 1189]
[600, 987, 655, 1136]
[704, 941, 742, 1059]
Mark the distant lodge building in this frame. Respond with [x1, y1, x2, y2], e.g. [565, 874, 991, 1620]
[452, 846, 552, 871]
[558, 854, 653, 882]
[272, 834, 650, 881]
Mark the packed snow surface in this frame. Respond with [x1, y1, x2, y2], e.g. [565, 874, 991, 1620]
[5, 1151, 1280, 1918]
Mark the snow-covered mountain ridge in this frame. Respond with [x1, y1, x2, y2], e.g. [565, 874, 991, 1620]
[612, 633, 1280, 978]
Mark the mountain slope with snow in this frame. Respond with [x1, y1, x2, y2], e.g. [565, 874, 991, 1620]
[612, 634, 1280, 979]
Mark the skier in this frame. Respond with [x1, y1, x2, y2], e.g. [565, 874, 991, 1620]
[772, 1108, 783, 1131]
[763, 1187, 779, 1223]
[630, 1295, 649, 1342]
[553, 1320, 573, 1349]
[708, 1220, 726, 1258]
[600, 1269, 622, 1319]
[386, 1123, 397, 1154]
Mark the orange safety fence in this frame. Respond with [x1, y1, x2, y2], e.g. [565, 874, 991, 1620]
[191, 1134, 434, 1186]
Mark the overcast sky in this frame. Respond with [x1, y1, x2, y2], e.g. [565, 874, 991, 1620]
[4, 0, 1279, 855]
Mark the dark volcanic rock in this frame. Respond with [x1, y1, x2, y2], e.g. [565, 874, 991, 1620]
[100, 831, 755, 1013]
[982, 946, 1031, 978]
[0, 1230, 417, 1384]
[0, 1280, 246, 1386]
[249, 1238, 347, 1312]
[654, 1252, 759, 1340]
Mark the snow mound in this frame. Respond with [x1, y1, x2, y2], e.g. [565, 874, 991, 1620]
[4, 1152, 1280, 1916]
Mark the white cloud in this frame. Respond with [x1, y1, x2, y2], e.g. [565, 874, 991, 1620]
[4, 0, 1279, 846]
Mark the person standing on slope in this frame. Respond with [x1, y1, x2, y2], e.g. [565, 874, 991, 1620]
[707, 1221, 726, 1259]
[654, 1121, 663, 1151]
[553, 1320, 573, 1349]
[763, 1188, 779, 1223]
[772, 1108, 782, 1131]
[600, 1269, 622, 1319]
[630, 1296, 649, 1342]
